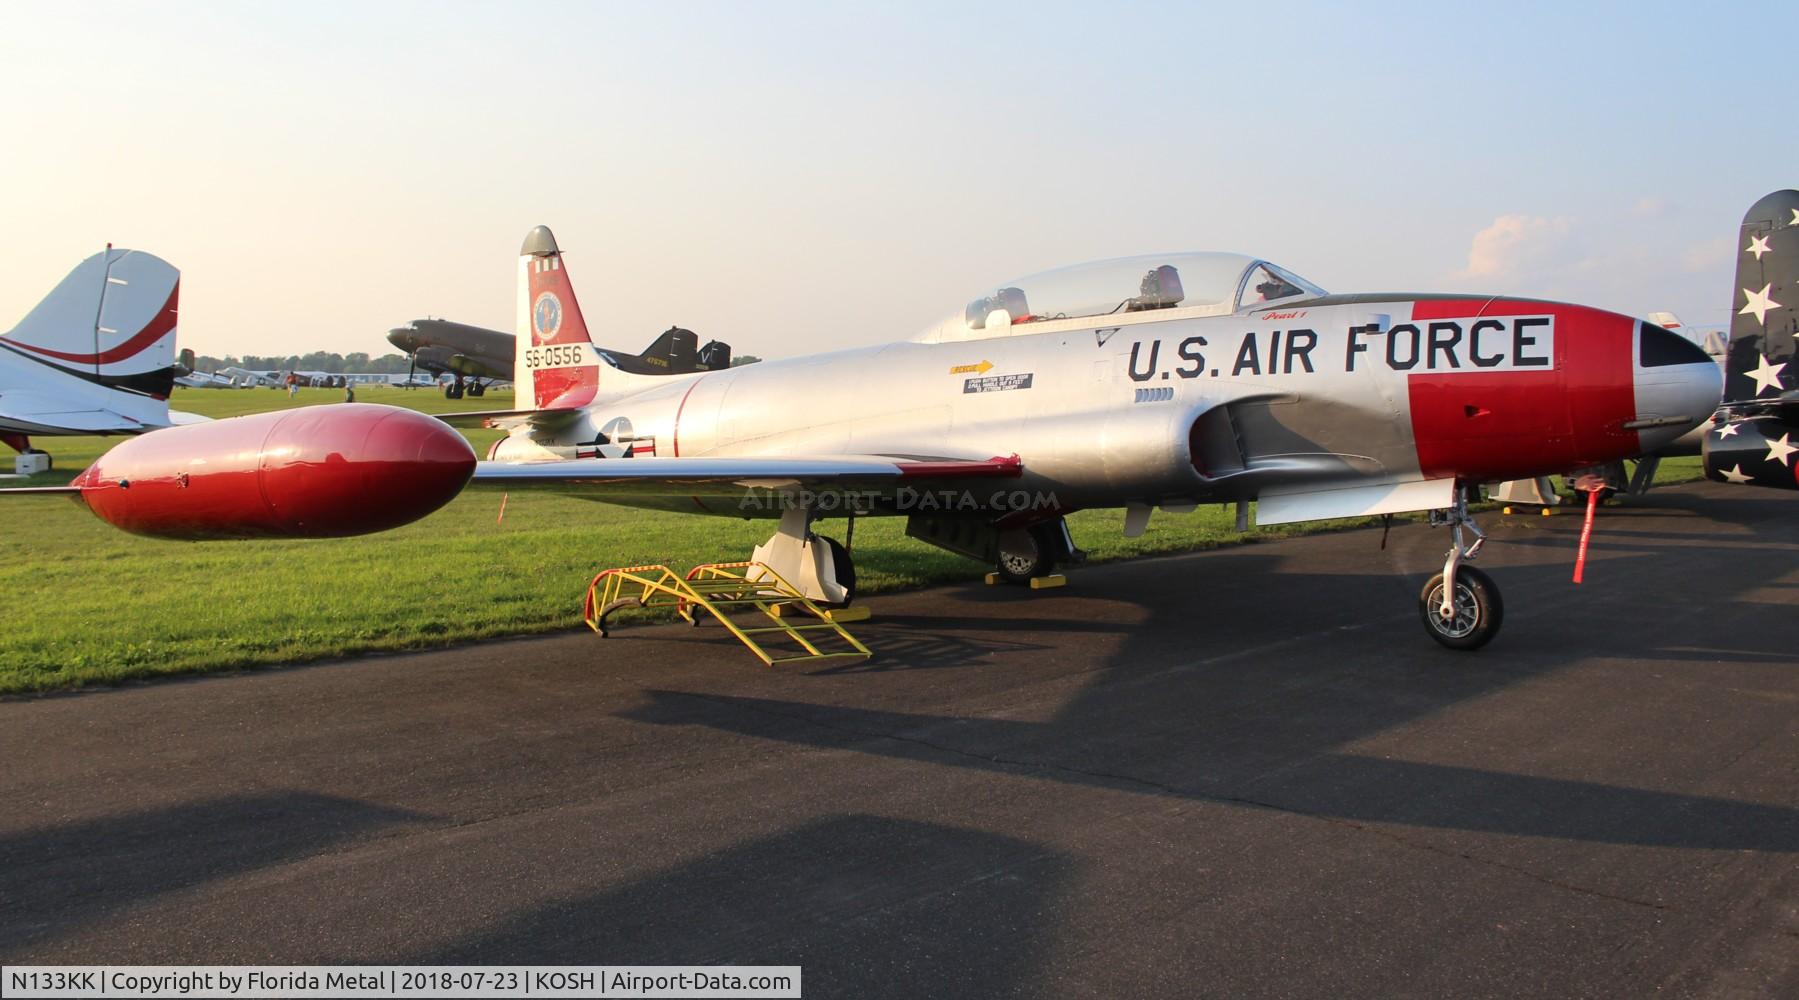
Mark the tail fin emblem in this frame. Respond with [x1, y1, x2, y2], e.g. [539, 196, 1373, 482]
[532, 292, 563, 343]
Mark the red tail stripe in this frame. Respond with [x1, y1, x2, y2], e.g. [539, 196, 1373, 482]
[7, 283, 179, 365]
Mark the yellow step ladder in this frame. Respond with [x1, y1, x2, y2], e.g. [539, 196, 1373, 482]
[582, 561, 872, 667]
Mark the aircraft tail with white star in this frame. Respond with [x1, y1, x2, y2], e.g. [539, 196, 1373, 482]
[1703, 189, 1799, 490]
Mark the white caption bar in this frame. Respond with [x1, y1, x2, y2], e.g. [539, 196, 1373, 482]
[1, 966, 802, 998]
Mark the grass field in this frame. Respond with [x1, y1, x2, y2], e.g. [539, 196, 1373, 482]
[0, 386, 1704, 693]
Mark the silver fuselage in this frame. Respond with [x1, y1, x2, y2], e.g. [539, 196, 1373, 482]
[497, 296, 1721, 516]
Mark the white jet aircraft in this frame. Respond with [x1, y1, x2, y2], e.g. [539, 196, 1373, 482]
[38, 227, 1723, 649]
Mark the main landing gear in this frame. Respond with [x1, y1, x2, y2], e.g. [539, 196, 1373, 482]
[444, 376, 486, 400]
[2, 434, 51, 474]
[752, 505, 858, 608]
[1419, 486, 1504, 650]
[994, 521, 1080, 585]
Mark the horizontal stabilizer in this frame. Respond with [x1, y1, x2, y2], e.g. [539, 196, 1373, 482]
[0, 390, 162, 433]
[1717, 390, 1799, 419]
[434, 407, 586, 431]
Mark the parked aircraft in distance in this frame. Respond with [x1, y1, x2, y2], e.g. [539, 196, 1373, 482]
[384, 319, 508, 398]
[218, 368, 388, 389]
[218, 366, 281, 388]
[175, 360, 238, 390]
[0, 247, 203, 469]
[1702, 189, 1799, 492]
[173, 372, 238, 389]
[388, 373, 445, 389]
[387, 318, 733, 398]
[22, 226, 1724, 649]
[174, 349, 255, 389]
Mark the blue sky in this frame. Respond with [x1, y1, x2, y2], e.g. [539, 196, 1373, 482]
[1, 2, 1793, 357]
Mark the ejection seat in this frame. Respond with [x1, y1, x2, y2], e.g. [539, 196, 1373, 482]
[1127, 264, 1185, 311]
[965, 286, 1033, 328]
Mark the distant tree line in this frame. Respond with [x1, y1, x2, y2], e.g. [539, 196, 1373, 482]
[191, 352, 415, 374]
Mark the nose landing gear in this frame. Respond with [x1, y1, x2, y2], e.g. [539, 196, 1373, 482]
[1420, 487, 1504, 650]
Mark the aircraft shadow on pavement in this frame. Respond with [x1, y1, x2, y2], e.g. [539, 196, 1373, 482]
[1495, 529, 1798, 553]
[618, 501, 1799, 855]
[622, 692, 1797, 853]
[1634, 643, 1799, 664]
[813, 617, 1094, 674]
[394, 813, 1074, 998]
[0, 792, 426, 960]
[669, 619, 1066, 674]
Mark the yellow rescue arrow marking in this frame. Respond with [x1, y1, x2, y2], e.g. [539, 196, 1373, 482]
[950, 360, 994, 375]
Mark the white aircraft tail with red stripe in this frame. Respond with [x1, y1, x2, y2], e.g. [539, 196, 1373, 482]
[514, 226, 678, 411]
[0, 248, 180, 410]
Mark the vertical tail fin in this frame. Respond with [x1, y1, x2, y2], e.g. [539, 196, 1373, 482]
[634, 327, 732, 373]
[515, 225, 601, 410]
[513, 226, 689, 411]
[1725, 191, 1797, 404]
[1, 248, 181, 400]
[639, 327, 698, 371]
[1702, 191, 1799, 491]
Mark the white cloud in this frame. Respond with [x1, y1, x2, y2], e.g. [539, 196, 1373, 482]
[1457, 214, 1578, 281]
[1442, 208, 1736, 325]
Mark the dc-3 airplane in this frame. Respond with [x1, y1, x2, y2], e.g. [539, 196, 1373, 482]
[0, 247, 200, 469]
[24, 227, 1724, 649]
[387, 317, 733, 399]
[1702, 189, 1799, 491]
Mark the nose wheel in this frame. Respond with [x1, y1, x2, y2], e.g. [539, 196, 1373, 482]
[1418, 564, 1503, 649]
[1421, 487, 1503, 650]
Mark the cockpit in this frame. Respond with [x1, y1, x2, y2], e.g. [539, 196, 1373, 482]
[915, 252, 1326, 343]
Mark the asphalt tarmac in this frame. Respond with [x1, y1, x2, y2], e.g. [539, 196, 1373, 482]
[2, 481, 1795, 998]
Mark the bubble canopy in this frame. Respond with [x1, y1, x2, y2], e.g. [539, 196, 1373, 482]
[915, 252, 1326, 343]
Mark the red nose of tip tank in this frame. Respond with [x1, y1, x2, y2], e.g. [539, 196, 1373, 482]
[76, 404, 477, 539]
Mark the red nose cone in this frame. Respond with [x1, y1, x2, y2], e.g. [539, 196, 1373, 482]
[79, 404, 476, 539]
[1406, 298, 1638, 481]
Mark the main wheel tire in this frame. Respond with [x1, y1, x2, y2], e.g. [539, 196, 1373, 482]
[1418, 565, 1504, 650]
[995, 526, 1056, 584]
[445, 383, 464, 399]
[469, 382, 486, 397]
[816, 536, 857, 608]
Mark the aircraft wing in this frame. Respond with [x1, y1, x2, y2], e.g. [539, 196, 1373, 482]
[472, 454, 1023, 512]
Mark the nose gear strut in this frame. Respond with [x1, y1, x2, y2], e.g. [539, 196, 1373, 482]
[1420, 485, 1503, 650]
